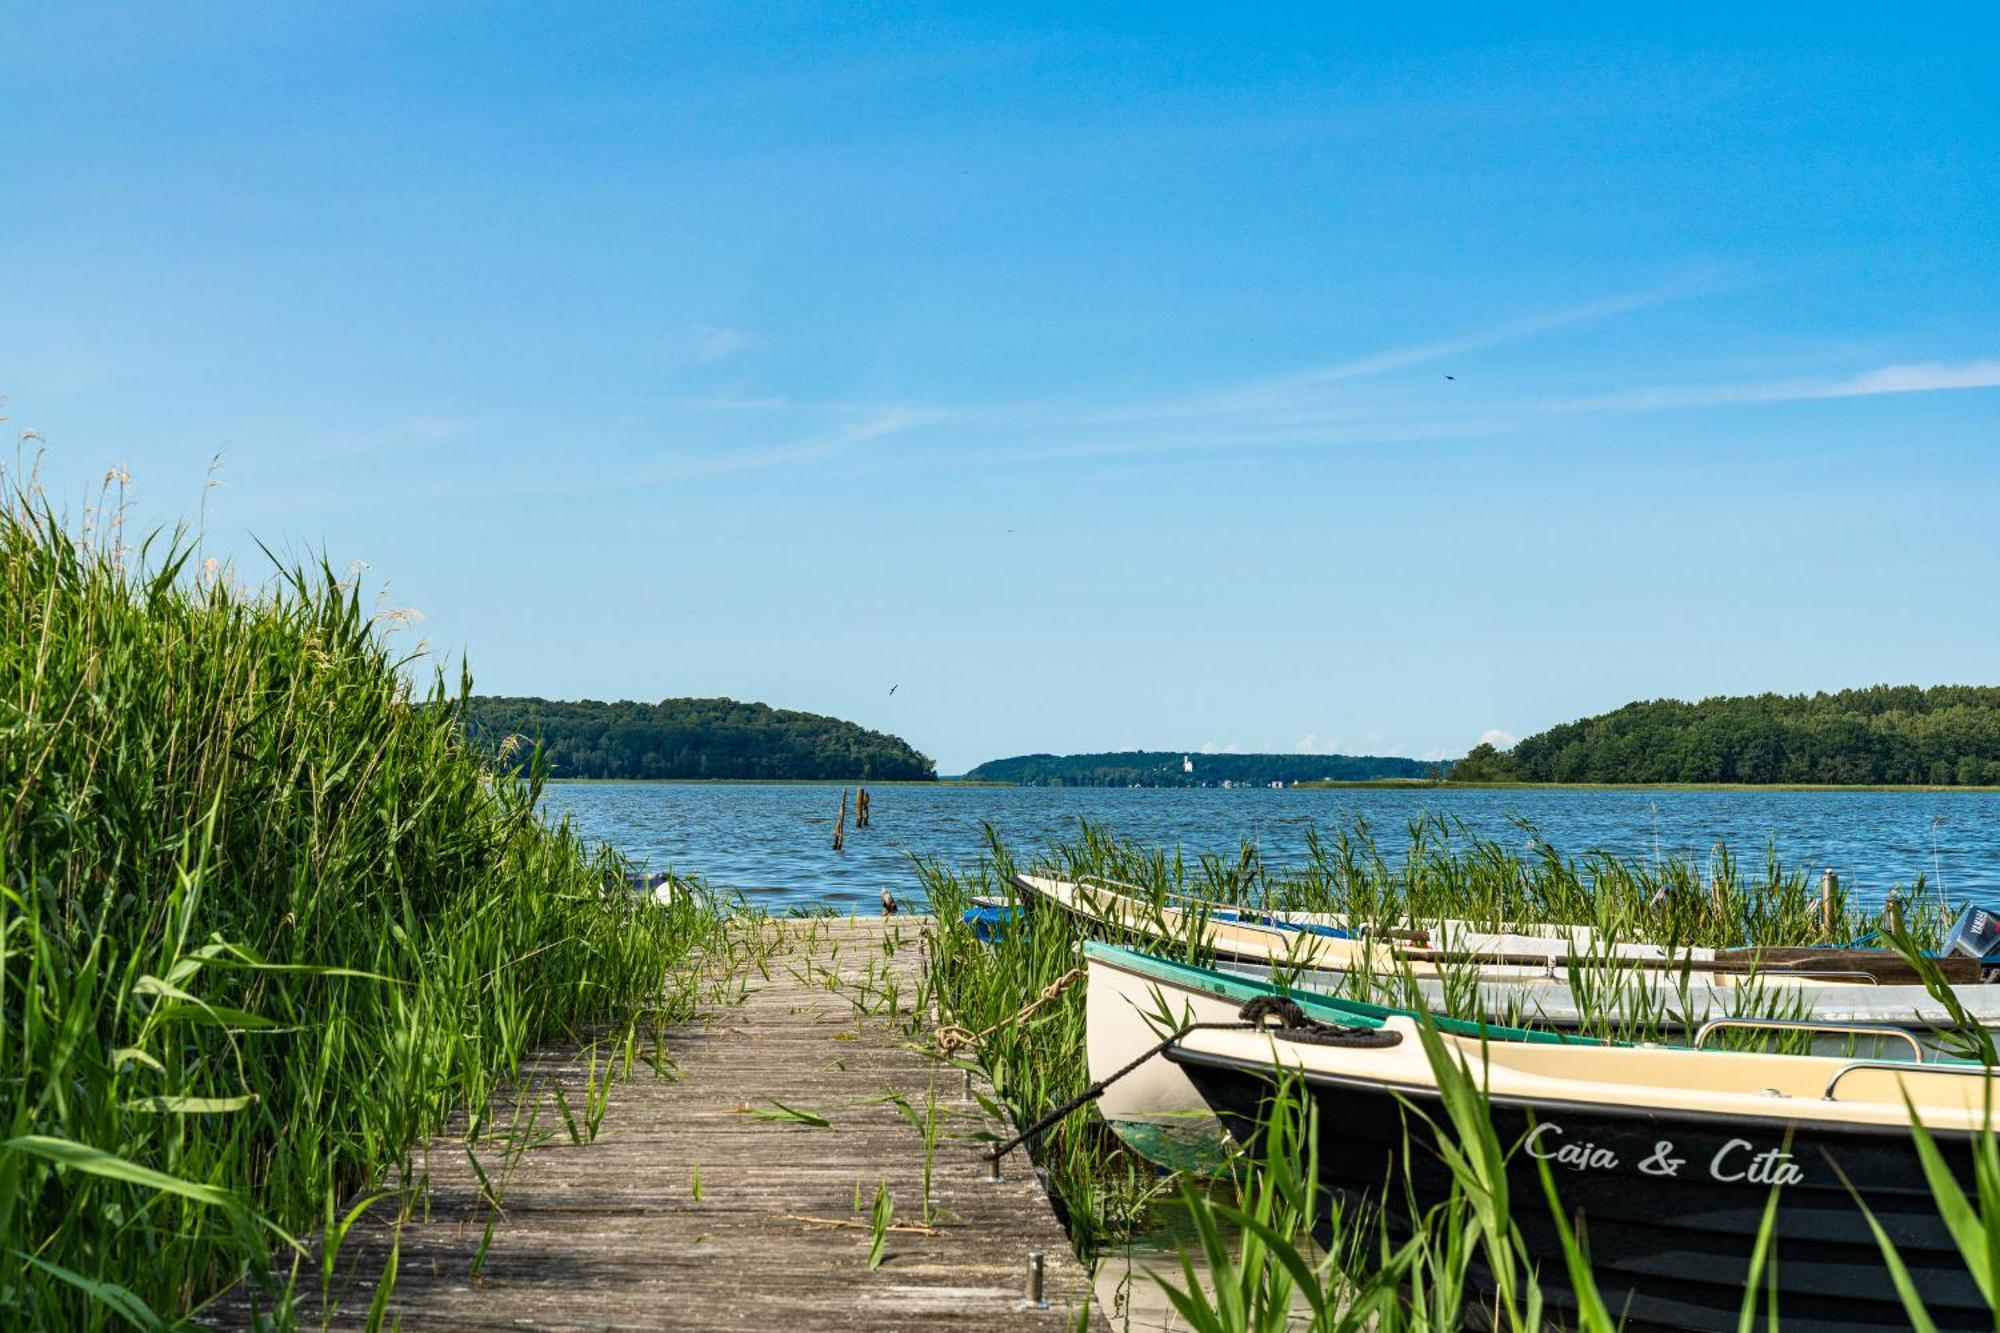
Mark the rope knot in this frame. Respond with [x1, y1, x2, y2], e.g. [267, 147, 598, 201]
[1237, 995, 1311, 1030]
[931, 966, 1085, 1056]
[1234, 995, 1402, 1049]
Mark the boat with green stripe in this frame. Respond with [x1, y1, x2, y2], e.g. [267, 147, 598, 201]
[1085, 939, 1596, 1172]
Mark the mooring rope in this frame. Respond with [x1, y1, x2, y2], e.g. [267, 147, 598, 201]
[981, 995, 1399, 1164]
[934, 966, 1087, 1056]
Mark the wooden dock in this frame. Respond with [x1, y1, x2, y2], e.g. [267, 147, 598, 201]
[267, 915, 1100, 1330]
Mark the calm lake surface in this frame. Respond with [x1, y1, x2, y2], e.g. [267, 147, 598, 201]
[540, 782, 2000, 915]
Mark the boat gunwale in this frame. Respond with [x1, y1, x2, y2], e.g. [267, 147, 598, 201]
[1083, 939, 1603, 1046]
[1162, 1039, 1994, 1144]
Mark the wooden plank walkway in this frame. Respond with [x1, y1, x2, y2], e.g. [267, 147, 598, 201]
[267, 915, 1100, 1330]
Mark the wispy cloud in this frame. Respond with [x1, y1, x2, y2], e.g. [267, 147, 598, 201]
[379, 280, 1999, 502]
[560, 405, 929, 494]
[1073, 274, 1722, 429]
[1555, 358, 2000, 414]
[1253, 274, 1720, 394]
[693, 325, 755, 363]
[660, 284, 1658, 471]
[291, 413, 476, 463]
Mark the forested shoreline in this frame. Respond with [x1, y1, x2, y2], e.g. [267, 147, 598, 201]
[964, 750, 1434, 787]
[465, 696, 937, 781]
[1453, 686, 2000, 785]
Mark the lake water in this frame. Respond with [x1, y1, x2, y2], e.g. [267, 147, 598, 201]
[540, 782, 2000, 915]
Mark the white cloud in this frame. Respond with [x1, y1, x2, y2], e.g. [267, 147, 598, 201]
[1200, 741, 1220, 754]
[1557, 359, 2000, 414]
[1812, 360, 2000, 398]
[403, 414, 469, 442]
[1479, 729, 1517, 749]
[694, 326, 754, 362]
[300, 413, 475, 462]
[1258, 276, 1716, 394]
[472, 282, 1999, 496]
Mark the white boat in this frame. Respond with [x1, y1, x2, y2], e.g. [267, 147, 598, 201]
[1022, 872, 1713, 971]
[1085, 939, 1607, 1171]
[1083, 938, 2000, 1173]
[1168, 1011, 2000, 1329]
[1022, 872, 1995, 994]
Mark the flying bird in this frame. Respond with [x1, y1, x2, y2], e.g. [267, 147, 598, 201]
[888, 684, 899, 696]
[1443, 374, 1457, 381]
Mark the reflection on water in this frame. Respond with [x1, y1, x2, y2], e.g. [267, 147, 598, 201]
[539, 781, 1999, 914]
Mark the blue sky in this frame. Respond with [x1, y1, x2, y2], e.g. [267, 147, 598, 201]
[5, 4, 1997, 772]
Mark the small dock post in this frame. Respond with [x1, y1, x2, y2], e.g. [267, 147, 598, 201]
[1023, 1251, 1046, 1307]
[1885, 889, 1903, 935]
[1820, 868, 1838, 936]
[833, 789, 847, 853]
[856, 787, 871, 827]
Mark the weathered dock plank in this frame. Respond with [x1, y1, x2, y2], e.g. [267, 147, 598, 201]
[259, 916, 1099, 1330]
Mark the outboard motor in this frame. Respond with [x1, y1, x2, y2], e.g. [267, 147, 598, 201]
[1941, 902, 2000, 975]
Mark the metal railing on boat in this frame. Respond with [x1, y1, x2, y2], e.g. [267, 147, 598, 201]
[1693, 1016, 1927, 1062]
[1823, 1058, 1997, 1101]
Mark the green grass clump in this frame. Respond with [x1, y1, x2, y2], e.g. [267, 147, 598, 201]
[0, 468, 725, 1326]
[915, 834, 1186, 1259]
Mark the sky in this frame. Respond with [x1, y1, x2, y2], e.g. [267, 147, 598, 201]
[3, 4, 1997, 773]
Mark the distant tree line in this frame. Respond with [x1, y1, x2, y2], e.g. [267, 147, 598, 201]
[463, 696, 936, 781]
[963, 751, 1434, 787]
[1452, 685, 2000, 785]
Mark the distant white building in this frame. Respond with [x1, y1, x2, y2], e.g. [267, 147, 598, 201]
[1182, 755, 1194, 773]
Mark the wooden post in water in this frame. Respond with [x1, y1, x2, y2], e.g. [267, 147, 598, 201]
[834, 789, 848, 853]
[857, 787, 871, 828]
[1820, 868, 1838, 937]
[1886, 889, 1903, 936]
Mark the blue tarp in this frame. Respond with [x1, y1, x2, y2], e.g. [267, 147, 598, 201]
[962, 903, 1017, 943]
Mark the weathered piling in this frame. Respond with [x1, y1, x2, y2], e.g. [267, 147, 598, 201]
[1820, 867, 1839, 936]
[857, 786, 871, 828]
[834, 788, 848, 852]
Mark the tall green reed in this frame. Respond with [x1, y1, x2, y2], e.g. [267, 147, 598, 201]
[0, 463, 726, 1326]
[916, 836, 1175, 1258]
[917, 819, 1948, 1286]
[1149, 1024, 1808, 1332]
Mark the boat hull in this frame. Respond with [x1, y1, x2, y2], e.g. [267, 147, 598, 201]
[1169, 1046, 1992, 1332]
[1087, 948, 1241, 1172]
